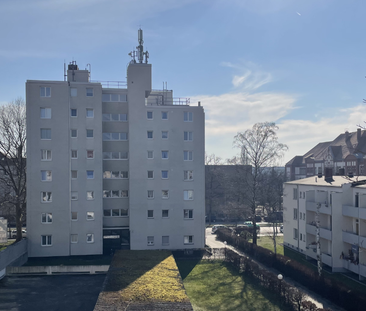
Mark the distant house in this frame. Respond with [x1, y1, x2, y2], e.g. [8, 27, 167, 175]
[286, 129, 366, 181]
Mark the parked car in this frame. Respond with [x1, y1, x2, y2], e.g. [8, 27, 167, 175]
[242, 221, 260, 232]
[11, 229, 26, 239]
[211, 225, 227, 234]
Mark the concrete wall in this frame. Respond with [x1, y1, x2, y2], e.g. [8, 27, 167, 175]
[7, 265, 109, 275]
[0, 239, 28, 278]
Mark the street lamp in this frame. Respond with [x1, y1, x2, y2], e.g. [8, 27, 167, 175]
[224, 241, 227, 259]
[278, 274, 283, 303]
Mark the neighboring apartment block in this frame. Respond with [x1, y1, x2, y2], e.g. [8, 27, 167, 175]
[26, 30, 205, 257]
[285, 129, 366, 181]
[283, 174, 366, 280]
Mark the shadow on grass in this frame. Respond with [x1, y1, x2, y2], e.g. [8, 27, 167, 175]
[175, 257, 203, 280]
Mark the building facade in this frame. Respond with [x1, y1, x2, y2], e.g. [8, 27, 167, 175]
[283, 175, 366, 280]
[26, 30, 205, 257]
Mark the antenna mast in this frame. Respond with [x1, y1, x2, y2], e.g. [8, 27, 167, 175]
[129, 28, 149, 64]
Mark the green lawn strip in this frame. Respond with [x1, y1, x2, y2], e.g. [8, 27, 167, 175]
[248, 236, 284, 255]
[0, 241, 14, 252]
[176, 260, 290, 311]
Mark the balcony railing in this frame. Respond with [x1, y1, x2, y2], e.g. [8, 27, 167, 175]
[306, 202, 331, 215]
[91, 80, 127, 88]
[342, 231, 359, 245]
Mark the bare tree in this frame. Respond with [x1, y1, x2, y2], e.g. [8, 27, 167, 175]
[233, 122, 288, 245]
[0, 98, 26, 241]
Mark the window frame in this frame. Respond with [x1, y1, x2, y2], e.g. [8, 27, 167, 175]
[71, 234, 78, 243]
[86, 88, 94, 97]
[86, 108, 94, 118]
[162, 150, 169, 159]
[41, 192, 52, 203]
[40, 128, 51, 140]
[147, 210, 154, 218]
[147, 111, 153, 120]
[86, 212, 95, 221]
[162, 190, 169, 199]
[184, 131, 193, 141]
[40, 87, 51, 97]
[184, 151, 193, 161]
[184, 235, 193, 245]
[184, 111, 193, 122]
[70, 108, 77, 117]
[41, 149, 52, 161]
[86, 129, 94, 138]
[41, 212, 53, 224]
[86, 233, 94, 243]
[184, 190, 194, 200]
[184, 170, 193, 181]
[184, 209, 193, 219]
[41, 235, 52, 246]
[40, 107, 51, 119]
[147, 236, 154, 246]
[161, 111, 168, 120]
[41, 170, 52, 182]
[87, 191, 94, 200]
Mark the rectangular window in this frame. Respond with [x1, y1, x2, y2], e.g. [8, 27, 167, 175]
[162, 151, 168, 159]
[293, 208, 298, 220]
[111, 171, 119, 179]
[41, 149, 52, 161]
[293, 228, 298, 240]
[120, 132, 128, 140]
[162, 236, 169, 246]
[40, 129, 51, 140]
[41, 192, 52, 202]
[87, 191, 94, 200]
[147, 151, 154, 159]
[184, 170, 193, 181]
[162, 131, 168, 139]
[184, 235, 193, 244]
[184, 131, 193, 141]
[300, 233, 303, 241]
[161, 170, 168, 179]
[41, 213, 52, 223]
[103, 190, 111, 198]
[87, 170, 94, 179]
[86, 108, 94, 118]
[184, 151, 193, 161]
[70, 234, 78, 243]
[121, 209, 128, 216]
[70, 109, 77, 117]
[40, 108, 51, 119]
[147, 131, 153, 139]
[184, 209, 193, 219]
[87, 150, 94, 159]
[86, 233, 94, 243]
[162, 190, 169, 199]
[71, 150, 78, 159]
[71, 212, 78, 220]
[71, 191, 78, 200]
[111, 190, 119, 198]
[71, 170, 78, 179]
[121, 171, 128, 179]
[86, 129, 94, 138]
[87, 212, 95, 220]
[41, 235, 52, 246]
[112, 209, 119, 216]
[293, 188, 298, 200]
[184, 111, 193, 122]
[147, 236, 154, 246]
[71, 129, 77, 138]
[120, 152, 128, 159]
[161, 111, 168, 120]
[184, 190, 194, 200]
[121, 190, 128, 198]
[147, 190, 154, 199]
[40, 87, 51, 97]
[148, 210, 154, 218]
[86, 88, 94, 96]
[162, 210, 169, 218]
[41, 170, 52, 181]
[120, 113, 128, 121]
[147, 171, 154, 179]
[103, 210, 111, 217]
[70, 88, 77, 97]
[147, 111, 153, 119]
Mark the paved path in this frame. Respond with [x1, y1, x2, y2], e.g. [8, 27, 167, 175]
[205, 228, 345, 311]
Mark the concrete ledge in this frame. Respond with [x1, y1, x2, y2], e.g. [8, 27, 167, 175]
[7, 265, 109, 276]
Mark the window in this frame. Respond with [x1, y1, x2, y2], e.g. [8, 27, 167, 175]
[71, 88, 77, 97]
[162, 151, 168, 159]
[300, 233, 303, 241]
[161, 170, 168, 179]
[120, 152, 128, 159]
[300, 212, 302, 220]
[184, 170, 193, 181]
[161, 111, 168, 120]
[121, 171, 128, 179]
[40, 129, 51, 140]
[162, 210, 169, 218]
[162, 190, 169, 199]
[121, 209, 128, 216]
[293, 208, 298, 220]
[184, 235, 193, 244]
[147, 131, 153, 139]
[40, 87, 51, 97]
[162, 236, 169, 246]
[70, 109, 77, 117]
[355, 193, 359, 207]
[184, 209, 193, 219]
[70, 234, 78, 243]
[87, 212, 95, 220]
[184, 151, 193, 161]
[184, 131, 193, 141]
[86, 109, 94, 118]
[87, 150, 94, 159]
[87, 191, 94, 200]
[103, 190, 111, 198]
[41, 170, 52, 181]
[184, 111, 193, 122]
[102, 152, 128, 160]
[71, 170, 77, 179]
[303, 213, 306, 221]
[71, 212, 78, 220]
[71, 150, 78, 159]
[86, 233, 94, 243]
[162, 131, 168, 139]
[112, 209, 120, 216]
[293, 228, 298, 240]
[40, 108, 51, 119]
[41, 149, 52, 161]
[120, 132, 128, 140]
[148, 210, 154, 218]
[41, 213, 52, 223]
[147, 236, 154, 246]
[147, 111, 153, 119]
[147, 151, 154, 159]
[102, 113, 128, 121]
[103, 132, 128, 141]
[102, 93, 127, 102]
[103, 210, 111, 217]
[148, 190, 154, 199]
[41, 192, 52, 202]
[86, 129, 94, 138]
[120, 114, 128, 121]
[71, 191, 78, 200]
[121, 190, 128, 198]
[86, 88, 94, 96]
[147, 171, 154, 179]
[41, 235, 52, 246]
[184, 190, 194, 200]
[71, 129, 77, 138]
[87, 170, 94, 179]
[293, 188, 298, 200]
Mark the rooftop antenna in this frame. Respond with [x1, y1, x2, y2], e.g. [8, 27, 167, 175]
[137, 28, 144, 63]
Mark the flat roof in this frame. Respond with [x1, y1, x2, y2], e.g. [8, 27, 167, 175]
[285, 175, 362, 187]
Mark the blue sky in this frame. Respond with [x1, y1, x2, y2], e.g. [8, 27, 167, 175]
[1, 0, 366, 164]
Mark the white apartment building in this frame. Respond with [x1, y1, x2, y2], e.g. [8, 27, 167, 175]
[283, 174, 366, 280]
[26, 30, 205, 257]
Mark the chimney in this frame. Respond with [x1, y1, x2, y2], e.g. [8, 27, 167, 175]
[357, 128, 361, 141]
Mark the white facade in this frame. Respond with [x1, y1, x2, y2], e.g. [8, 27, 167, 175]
[26, 32, 205, 257]
[283, 176, 366, 279]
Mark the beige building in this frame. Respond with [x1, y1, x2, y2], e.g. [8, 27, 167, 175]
[26, 30, 205, 257]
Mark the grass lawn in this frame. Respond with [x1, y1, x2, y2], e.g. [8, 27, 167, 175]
[0, 241, 13, 252]
[254, 236, 284, 255]
[176, 260, 290, 311]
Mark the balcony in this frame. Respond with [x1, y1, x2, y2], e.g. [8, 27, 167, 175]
[343, 259, 359, 274]
[360, 264, 366, 278]
[305, 247, 317, 260]
[306, 202, 331, 215]
[360, 208, 366, 220]
[342, 231, 359, 245]
[306, 224, 332, 240]
[343, 205, 359, 218]
[322, 253, 332, 267]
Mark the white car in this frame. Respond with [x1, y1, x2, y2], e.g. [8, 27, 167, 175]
[11, 229, 26, 239]
[211, 225, 227, 234]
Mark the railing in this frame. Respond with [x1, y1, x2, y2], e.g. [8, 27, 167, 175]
[7, 265, 109, 275]
[91, 80, 127, 88]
